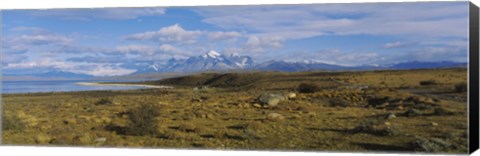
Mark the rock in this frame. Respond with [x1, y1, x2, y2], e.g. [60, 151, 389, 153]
[409, 137, 451, 152]
[430, 122, 439, 126]
[110, 118, 127, 127]
[385, 113, 396, 119]
[191, 98, 202, 102]
[94, 137, 107, 144]
[384, 122, 391, 126]
[258, 92, 285, 107]
[266, 113, 285, 121]
[286, 93, 297, 99]
[404, 108, 422, 117]
[381, 127, 400, 136]
[253, 104, 262, 108]
[35, 134, 51, 144]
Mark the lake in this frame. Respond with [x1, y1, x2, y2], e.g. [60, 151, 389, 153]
[1, 80, 151, 94]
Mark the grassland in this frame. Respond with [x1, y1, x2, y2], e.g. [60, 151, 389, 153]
[2, 68, 468, 153]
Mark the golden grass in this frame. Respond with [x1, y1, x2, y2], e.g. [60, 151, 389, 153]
[2, 68, 468, 153]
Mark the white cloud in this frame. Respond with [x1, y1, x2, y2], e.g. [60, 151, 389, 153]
[5, 58, 135, 76]
[159, 44, 180, 53]
[245, 36, 284, 53]
[280, 49, 380, 66]
[207, 31, 242, 41]
[28, 8, 166, 21]
[125, 24, 202, 44]
[409, 46, 466, 62]
[2, 55, 28, 64]
[196, 2, 468, 40]
[9, 34, 72, 45]
[384, 41, 414, 49]
[3, 32, 75, 55]
[10, 26, 47, 33]
[116, 44, 156, 55]
[70, 65, 136, 76]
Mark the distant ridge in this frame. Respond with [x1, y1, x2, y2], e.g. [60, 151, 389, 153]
[4, 50, 468, 80]
[134, 50, 467, 74]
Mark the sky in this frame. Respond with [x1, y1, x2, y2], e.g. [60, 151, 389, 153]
[1, 2, 470, 76]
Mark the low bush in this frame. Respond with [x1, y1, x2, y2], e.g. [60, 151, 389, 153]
[454, 82, 467, 92]
[409, 137, 451, 152]
[125, 103, 161, 136]
[2, 115, 25, 131]
[433, 107, 455, 116]
[351, 118, 378, 133]
[419, 80, 437, 86]
[297, 83, 320, 93]
[95, 98, 113, 105]
[329, 98, 350, 107]
[351, 119, 399, 136]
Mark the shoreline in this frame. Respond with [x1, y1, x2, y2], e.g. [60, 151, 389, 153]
[75, 82, 173, 89]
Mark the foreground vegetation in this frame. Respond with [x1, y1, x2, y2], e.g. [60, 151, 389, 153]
[2, 68, 468, 153]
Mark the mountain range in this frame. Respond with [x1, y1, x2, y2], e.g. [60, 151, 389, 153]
[134, 50, 254, 74]
[5, 50, 467, 80]
[133, 50, 465, 73]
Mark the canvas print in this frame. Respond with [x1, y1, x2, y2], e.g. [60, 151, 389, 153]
[1, 2, 472, 154]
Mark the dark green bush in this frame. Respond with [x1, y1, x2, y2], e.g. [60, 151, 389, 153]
[298, 83, 320, 93]
[433, 107, 455, 116]
[454, 82, 467, 92]
[125, 104, 161, 136]
[95, 98, 113, 105]
[329, 98, 350, 107]
[351, 118, 378, 133]
[419, 80, 437, 86]
[409, 137, 451, 152]
[2, 115, 25, 131]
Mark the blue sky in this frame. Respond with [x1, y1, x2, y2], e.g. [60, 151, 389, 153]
[1, 2, 469, 76]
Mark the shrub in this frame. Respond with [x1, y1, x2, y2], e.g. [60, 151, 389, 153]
[298, 83, 320, 93]
[409, 137, 451, 152]
[419, 80, 437, 86]
[351, 118, 378, 133]
[2, 115, 25, 131]
[433, 107, 455, 116]
[125, 103, 161, 136]
[95, 98, 113, 105]
[351, 118, 399, 136]
[454, 82, 467, 92]
[329, 98, 350, 107]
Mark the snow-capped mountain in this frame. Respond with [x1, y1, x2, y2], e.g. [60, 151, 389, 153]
[151, 50, 254, 73]
[134, 51, 467, 74]
[133, 62, 163, 74]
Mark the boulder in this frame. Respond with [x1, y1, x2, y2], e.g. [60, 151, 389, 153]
[258, 92, 286, 107]
[286, 93, 297, 99]
[94, 137, 107, 145]
[385, 113, 397, 119]
[266, 113, 285, 121]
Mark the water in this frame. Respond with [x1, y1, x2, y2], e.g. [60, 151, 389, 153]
[2, 80, 150, 94]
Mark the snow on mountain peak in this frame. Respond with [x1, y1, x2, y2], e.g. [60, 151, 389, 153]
[147, 64, 159, 71]
[206, 50, 221, 58]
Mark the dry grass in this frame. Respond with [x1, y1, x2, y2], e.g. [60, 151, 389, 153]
[1, 68, 468, 153]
